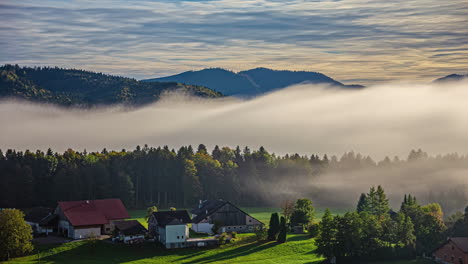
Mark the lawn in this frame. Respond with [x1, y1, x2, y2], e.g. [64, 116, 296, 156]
[3, 208, 434, 264]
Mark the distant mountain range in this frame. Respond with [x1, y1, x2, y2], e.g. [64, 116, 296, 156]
[0, 65, 222, 107]
[433, 74, 468, 83]
[143, 67, 364, 96]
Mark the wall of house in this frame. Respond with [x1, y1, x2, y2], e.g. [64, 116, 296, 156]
[192, 223, 213, 234]
[165, 225, 188, 244]
[69, 226, 101, 240]
[433, 240, 468, 264]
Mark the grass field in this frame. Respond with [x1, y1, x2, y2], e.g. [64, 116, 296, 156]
[3, 208, 434, 264]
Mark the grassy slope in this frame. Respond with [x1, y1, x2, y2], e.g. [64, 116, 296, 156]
[4, 208, 434, 264]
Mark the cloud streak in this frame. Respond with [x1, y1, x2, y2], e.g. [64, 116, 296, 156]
[1, 0, 467, 84]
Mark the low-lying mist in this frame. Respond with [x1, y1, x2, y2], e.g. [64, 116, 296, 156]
[1, 80, 468, 213]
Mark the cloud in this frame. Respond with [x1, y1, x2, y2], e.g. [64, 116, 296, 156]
[0, 0, 467, 84]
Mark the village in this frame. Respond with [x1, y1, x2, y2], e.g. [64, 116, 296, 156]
[23, 198, 264, 249]
[16, 197, 468, 264]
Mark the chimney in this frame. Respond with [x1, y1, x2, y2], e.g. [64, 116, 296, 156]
[85, 200, 90, 204]
[199, 200, 202, 209]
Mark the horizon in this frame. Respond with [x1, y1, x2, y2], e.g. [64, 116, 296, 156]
[2, 0, 468, 86]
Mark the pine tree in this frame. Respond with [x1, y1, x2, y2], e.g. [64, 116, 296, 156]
[357, 193, 368, 213]
[375, 185, 389, 216]
[316, 209, 336, 259]
[277, 216, 287, 243]
[268, 212, 280, 240]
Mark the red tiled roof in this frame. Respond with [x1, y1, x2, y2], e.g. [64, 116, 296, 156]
[58, 199, 130, 227]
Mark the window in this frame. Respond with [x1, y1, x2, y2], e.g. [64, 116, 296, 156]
[249, 219, 252, 222]
[181, 236, 184, 239]
[177, 236, 180, 239]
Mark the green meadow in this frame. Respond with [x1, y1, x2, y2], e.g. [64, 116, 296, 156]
[3, 208, 433, 264]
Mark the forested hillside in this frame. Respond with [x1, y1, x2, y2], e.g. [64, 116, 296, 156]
[0, 65, 222, 106]
[0, 145, 466, 214]
[143, 67, 363, 96]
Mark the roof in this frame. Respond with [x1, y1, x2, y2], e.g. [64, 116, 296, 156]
[58, 199, 130, 227]
[433, 237, 468, 254]
[191, 200, 263, 225]
[152, 210, 192, 227]
[191, 200, 227, 223]
[451, 237, 468, 252]
[25, 207, 54, 223]
[114, 220, 147, 236]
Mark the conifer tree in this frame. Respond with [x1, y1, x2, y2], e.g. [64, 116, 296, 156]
[277, 216, 287, 243]
[268, 212, 280, 240]
[357, 193, 368, 213]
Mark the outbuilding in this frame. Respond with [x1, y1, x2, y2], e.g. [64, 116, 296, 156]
[113, 220, 147, 244]
[432, 237, 468, 264]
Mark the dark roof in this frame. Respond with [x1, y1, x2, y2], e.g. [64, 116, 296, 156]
[152, 210, 192, 227]
[58, 199, 130, 226]
[114, 220, 147, 236]
[25, 207, 55, 224]
[191, 200, 264, 225]
[191, 200, 227, 223]
[451, 237, 468, 252]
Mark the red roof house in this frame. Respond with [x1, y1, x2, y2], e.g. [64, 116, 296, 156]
[55, 199, 130, 239]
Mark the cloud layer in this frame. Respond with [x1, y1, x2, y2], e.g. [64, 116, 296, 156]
[1, 0, 468, 84]
[2, 80, 468, 160]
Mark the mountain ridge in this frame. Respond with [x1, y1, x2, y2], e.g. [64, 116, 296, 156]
[0, 64, 222, 107]
[143, 67, 364, 96]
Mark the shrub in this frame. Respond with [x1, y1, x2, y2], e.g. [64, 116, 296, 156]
[308, 223, 319, 238]
[254, 226, 268, 242]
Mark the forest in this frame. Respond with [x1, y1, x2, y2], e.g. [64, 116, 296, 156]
[1, 144, 467, 216]
[0, 64, 222, 106]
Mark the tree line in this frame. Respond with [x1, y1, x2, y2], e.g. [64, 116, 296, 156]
[1, 145, 467, 212]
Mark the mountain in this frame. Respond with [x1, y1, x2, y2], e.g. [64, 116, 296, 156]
[143, 67, 363, 96]
[0, 65, 222, 106]
[433, 74, 468, 83]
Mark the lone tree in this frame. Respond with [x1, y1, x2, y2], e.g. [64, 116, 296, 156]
[290, 198, 315, 227]
[277, 216, 287, 243]
[0, 209, 34, 261]
[267, 212, 280, 240]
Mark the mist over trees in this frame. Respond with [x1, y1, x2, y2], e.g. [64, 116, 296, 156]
[0, 145, 466, 215]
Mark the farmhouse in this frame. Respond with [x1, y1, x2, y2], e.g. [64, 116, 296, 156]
[55, 198, 130, 239]
[113, 220, 147, 244]
[191, 200, 263, 234]
[148, 210, 192, 249]
[432, 237, 468, 264]
[24, 207, 58, 236]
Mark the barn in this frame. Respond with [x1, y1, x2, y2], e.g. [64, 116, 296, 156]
[55, 199, 130, 239]
[191, 200, 263, 234]
[24, 207, 58, 236]
[432, 237, 468, 264]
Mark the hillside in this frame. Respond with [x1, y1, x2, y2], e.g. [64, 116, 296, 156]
[143, 67, 363, 96]
[433, 73, 468, 83]
[0, 65, 222, 106]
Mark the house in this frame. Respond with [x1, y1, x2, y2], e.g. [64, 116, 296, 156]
[24, 207, 58, 236]
[432, 237, 468, 264]
[113, 220, 147, 244]
[148, 210, 192, 249]
[55, 198, 130, 239]
[191, 200, 263, 234]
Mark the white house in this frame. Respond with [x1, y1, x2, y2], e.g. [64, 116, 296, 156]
[148, 210, 192, 249]
[55, 199, 130, 239]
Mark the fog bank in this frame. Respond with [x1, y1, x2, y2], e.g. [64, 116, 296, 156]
[2, 80, 468, 159]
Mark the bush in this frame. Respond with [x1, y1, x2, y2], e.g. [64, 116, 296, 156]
[218, 232, 228, 245]
[308, 223, 319, 238]
[254, 226, 268, 242]
[230, 231, 237, 239]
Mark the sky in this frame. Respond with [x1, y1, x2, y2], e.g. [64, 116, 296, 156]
[1, 0, 468, 85]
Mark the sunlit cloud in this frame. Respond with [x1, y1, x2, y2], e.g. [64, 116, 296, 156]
[1, 0, 467, 84]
